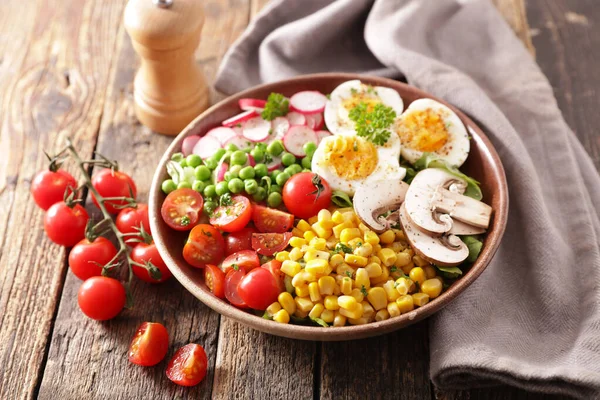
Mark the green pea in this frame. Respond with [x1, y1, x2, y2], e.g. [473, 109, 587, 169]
[276, 172, 290, 186]
[281, 152, 296, 167]
[267, 192, 282, 208]
[303, 142, 317, 158]
[229, 164, 243, 177]
[204, 184, 217, 198]
[253, 186, 267, 202]
[224, 172, 234, 182]
[228, 178, 244, 194]
[267, 140, 285, 157]
[255, 142, 267, 152]
[216, 181, 230, 196]
[204, 158, 218, 170]
[270, 184, 282, 194]
[230, 150, 248, 166]
[171, 152, 184, 162]
[194, 165, 211, 181]
[186, 154, 202, 168]
[301, 156, 312, 170]
[162, 179, 177, 194]
[254, 163, 268, 178]
[226, 143, 239, 152]
[302, 168, 311, 173]
[192, 180, 206, 193]
[283, 166, 295, 177]
[270, 170, 281, 180]
[244, 179, 259, 195]
[288, 164, 303, 175]
[178, 159, 188, 168]
[177, 181, 192, 189]
[216, 150, 232, 164]
[243, 147, 252, 153]
[203, 201, 217, 215]
[239, 166, 256, 180]
[212, 148, 227, 161]
[250, 147, 264, 162]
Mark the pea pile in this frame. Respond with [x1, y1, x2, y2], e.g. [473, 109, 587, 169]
[162, 139, 319, 214]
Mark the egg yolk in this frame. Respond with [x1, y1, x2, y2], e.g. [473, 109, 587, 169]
[396, 108, 449, 152]
[342, 93, 381, 112]
[322, 136, 378, 180]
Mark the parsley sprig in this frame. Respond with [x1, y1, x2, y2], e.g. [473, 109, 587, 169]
[348, 102, 396, 145]
[261, 93, 289, 121]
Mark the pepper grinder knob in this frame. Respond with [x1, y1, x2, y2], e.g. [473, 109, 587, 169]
[124, 0, 209, 135]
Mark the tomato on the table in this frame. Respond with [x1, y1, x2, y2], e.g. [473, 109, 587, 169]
[224, 226, 257, 256]
[128, 322, 169, 367]
[166, 343, 208, 387]
[237, 267, 282, 310]
[116, 203, 151, 241]
[252, 205, 294, 233]
[261, 260, 285, 292]
[131, 241, 172, 283]
[77, 276, 126, 320]
[91, 169, 137, 214]
[221, 250, 260, 275]
[183, 224, 225, 268]
[161, 188, 203, 231]
[209, 195, 252, 233]
[44, 202, 89, 247]
[68, 237, 118, 280]
[31, 169, 77, 210]
[282, 172, 332, 219]
[204, 264, 225, 299]
[251, 232, 292, 256]
[224, 268, 248, 308]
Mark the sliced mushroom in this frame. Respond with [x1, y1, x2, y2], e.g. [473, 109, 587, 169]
[448, 219, 486, 236]
[353, 180, 409, 233]
[399, 203, 469, 267]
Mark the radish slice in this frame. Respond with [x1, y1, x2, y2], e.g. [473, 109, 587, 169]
[283, 126, 318, 157]
[286, 112, 306, 126]
[222, 110, 257, 127]
[193, 136, 222, 159]
[266, 156, 282, 171]
[239, 98, 266, 112]
[290, 91, 327, 114]
[182, 135, 201, 156]
[206, 127, 238, 145]
[232, 126, 243, 136]
[242, 116, 271, 142]
[305, 113, 324, 131]
[271, 117, 290, 141]
[216, 162, 229, 182]
[224, 135, 252, 150]
[248, 155, 256, 167]
[315, 130, 332, 143]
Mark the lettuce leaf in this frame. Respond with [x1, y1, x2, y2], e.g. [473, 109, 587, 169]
[331, 190, 353, 207]
[461, 235, 483, 263]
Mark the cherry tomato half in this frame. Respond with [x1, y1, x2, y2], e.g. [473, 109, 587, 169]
[131, 242, 172, 283]
[128, 322, 169, 367]
[251, 232, 292, 256]
[221, 250, 260, 275]
[77, 276, 126, 320]
[238, 267, 282, 310]
[261, 260, 285, 292]
[224, 268, 248, 308]
[225, 226, 257, 256]
[282, 172, 332, 219]
[209, 195, 252, 233]
[68, 237, 118, 280]
[252, 205, 294, 233]
[182, 224, 225, 268]
[44, 202, 89, 247]
[161, 188, 204, 231]
[31, 169, 77, 210]
[166, 344, 208, 387]
[116, 204, 151, 241]
[91, 169, 137, 214]
[204, 264, 225, 299]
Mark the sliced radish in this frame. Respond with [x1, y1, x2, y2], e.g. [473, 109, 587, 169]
[232, 126, 243, 136]
[283, 126, 318, 157]
[266, 156, 282, 172]
[206, 127, 238, 145]
[193, 136, 222, 159]
[242, 117, 271, 142]
[239, 98, 266, 112]
[315, 130, 332, 143]
[305, 113, 324, 131]
[286, 112, 306, 126]
[290, 91, 327, 114]
[248, 154, 256, 167]
[224, 135, 252, 150]
[222, 110, 257, 127]
[271, 117, 290, 141]
[216, 162, 229, 182]
[182, 135, 201, 156]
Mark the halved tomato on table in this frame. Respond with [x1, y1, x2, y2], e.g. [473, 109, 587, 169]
[224, 268, 248, 308]
[166, 343, 208, 387]
[161, 188, 203, 231]
[128, 322, 169, 367]
[251, 232, 292, 256]
[252, 205, 294, 233]
[183, 224, 225, 268]
[209, 195, 252, 233]
[204, 264, 225, 299]
[221, 250, 260, 275]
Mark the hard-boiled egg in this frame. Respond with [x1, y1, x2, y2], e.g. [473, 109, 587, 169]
[324, 80, 404, 135]
[395, 98, 469, 167]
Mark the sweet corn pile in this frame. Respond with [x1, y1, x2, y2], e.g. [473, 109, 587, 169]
[265, 208, 445, 326]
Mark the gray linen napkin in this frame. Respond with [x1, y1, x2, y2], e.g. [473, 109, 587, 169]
[215, 0, 600, 398]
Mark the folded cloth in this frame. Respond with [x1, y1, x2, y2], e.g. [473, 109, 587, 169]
[215, 0, 600, 398]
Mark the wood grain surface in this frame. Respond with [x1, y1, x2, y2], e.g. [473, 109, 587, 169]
[0, 0, 596, 399]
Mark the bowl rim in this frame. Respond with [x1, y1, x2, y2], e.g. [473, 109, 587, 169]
[148, 72, 509, 341]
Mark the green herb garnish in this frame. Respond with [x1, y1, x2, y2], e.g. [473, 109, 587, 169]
[360, 285, 368, 297]
[180, 216, 190, 226]
[348, 102, 396, 145]
[261, 93, 289, 121]
[219, 193, 233, 206]
[335, 243, 353, 254]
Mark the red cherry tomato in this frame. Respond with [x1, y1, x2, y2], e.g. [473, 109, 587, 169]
[44, 202, 89, 247]
[161, 188, 203, 231]
[91, 169, 137, 214]
[251, 232, 292, 256]
[68, 237, 118, 280]
[238, 268, 282, 310]
[116, 204, 151, 241]
[31, 169, 77, 210]
[128, 322, 169, 367]
[131, 242, 172, 283]
[204, 264, 225, 299]
[182, 224, 225, 268]
[225, 226, 257, 256]
[77, 276, 126, 320]
[209, 195, 252, 233]
[282, 172, 332, 219]
[224, 268, 248, 308]
[261, 260, 285, 292]
[166, 344, 208, 387]
[252, 205, 294, 233]
[221, 250, 260, 275]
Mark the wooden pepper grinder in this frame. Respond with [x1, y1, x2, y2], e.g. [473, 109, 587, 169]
[124, 0, 210, 136]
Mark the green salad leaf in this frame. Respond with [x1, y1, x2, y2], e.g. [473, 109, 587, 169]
[413, 153, 482, 200]
[310, 317, 329, 327]
[461, 235, 483, 263]
[331, 190, 353, 207]
[435, 266, 463, 279]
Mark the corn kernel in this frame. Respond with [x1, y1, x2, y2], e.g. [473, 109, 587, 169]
[394, 252, 412, 268]
[348, 317, 369, 325]
[326, 237, 339, 250]
[340, 277, 353, 295]
[308, 215, 318, 225]
[393, 229, 405, 241]
[339, 304, 363, 319]
[383, 280, 401, 302]
[273, 309, 290, 323]
[396, 295, 414, 313]
[378, 248, 397, 267]
[421, 279, 443, 299]
[289, 237, 307, 248]
[332, 283, 342, 296]
[294, 308, 309, 318]
[332, 221, 353, 238]
[354, 268, 370, 289]
[409, 267, 426, 285]
[308, 282, 322, 302]
[309, 303, 325, 319]
[351, 288, 365, 303]
[285, 247, 301, 262]
[387, 302, 401, 318]
[372, 244, 382, 253]
[395, 277, 412, 296]
[375, 309, 390, 321]
[281, 260, 301, 277]
[266, 302, 282, 316]
[353, 242, 373, 257]
[275, 251, 290, 262]
[295, 285, 310, 297]
[296, 219, 312, 232]
[321, 309, 335, 323]
[305, 259, 327, 276]
[292, 227, 304, 238]
[401, 262, 415, 275]
[379, 230, 395, 244]
[303, 230, 317, 241]
[331, 210, 345, 224]
[284, 275, 294, 293]
[348, 237, 364, 248]
[278, 292, 296, 315]
[370, 266, 390, 285]
[361, 301, 375, 319]
[295, 297, 314, 313]
[344, 254, 368, 267]
[367, 287, 387, 310]
[304, 249, 330, 262]
[340, 228, 361, 243]
[318, 208, 332, 221]
[312, 222, 332, 239]
[385, 242, 405, 253]
[336, 263, 355, 278]
[309, 237, 328, 250]
[341, 211, 356, 224]
[337, 295, 359, 310]
[413, 292, 430, 307]
[365, 262, 383, 278]
[293, 271, 317, 287]
[368, 255, 382, 265]
[404, 248, 415, 257]
[329, 253, 344, 267]
[424, 266, 437, 279]
[358, 223, 371, 235]
[363, 231, 380, 246]
[412, 255, 429, 268]
[324, 295, 340, 311]
[333, 311, 347, 327]
[318, 276, 336, 296]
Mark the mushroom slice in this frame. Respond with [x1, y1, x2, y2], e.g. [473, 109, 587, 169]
[399, 203, 468, 267]
[448, 219, 486, 236]
[353, 180, 409, 233]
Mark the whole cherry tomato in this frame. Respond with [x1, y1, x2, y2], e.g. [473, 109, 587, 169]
[166, 344, 208, 387]
[68, 237, 118, 280]
[237, 267, 282, 310]
[116, 204, 151, 241]
[44, 202, 89, 247]
[131, 241, 172, 283]
[31, 169, 77, 210]
[224, 268, 248, 308]
[282, 172, 332, 219]
[128, 322, 169, 367]
[77, 276, 126, 320]
[224, 226, 257, 256]
[91, 169, 137, 214]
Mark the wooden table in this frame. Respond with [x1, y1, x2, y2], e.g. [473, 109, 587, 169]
[1, 0, 598, 399]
